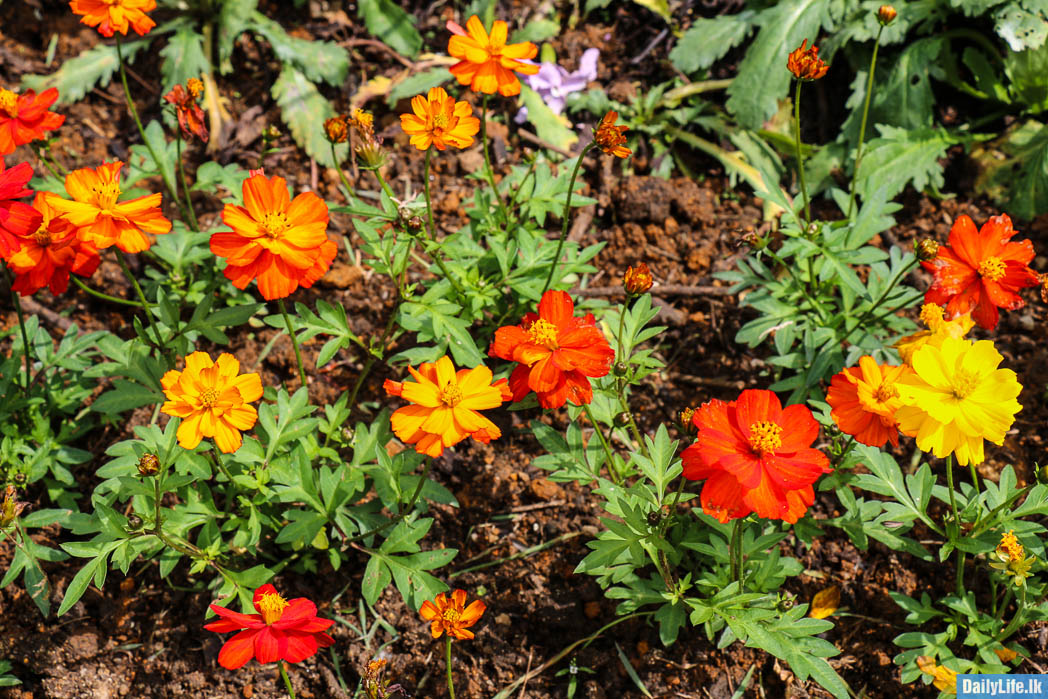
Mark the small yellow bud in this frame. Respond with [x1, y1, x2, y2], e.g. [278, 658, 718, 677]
[877, 5, 897, 25]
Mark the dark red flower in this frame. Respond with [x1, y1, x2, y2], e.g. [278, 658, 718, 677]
[163, 83, 208, 143]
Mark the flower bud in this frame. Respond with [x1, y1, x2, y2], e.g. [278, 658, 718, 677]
[613, 361, 629, 377]
[127, 514, 144, 530]
[613, 411, 631, 427]
[324, 116, 348, 144]
[877, 5, 897, 25]
[739, 229, 766, 251]
[787, 40, 829, 81]
[679, 407, 698, 436]
[914, 239, 939, 262]
[263, 125, 281, 142]
[0, 486, 25, 528]
[137, 453, 160, 477]
[646, 510, 663, 527]
[12, 472, 26, 485]
[623, 262, 654, 295]
[1037, 464, 1048, 486]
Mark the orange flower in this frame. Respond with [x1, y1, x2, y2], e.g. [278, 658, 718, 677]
[323, 116, 348, 144]
[4, 195, 100, 296]
[47, 161, 172, 253]
[594, 110, 631, 158]
[210, 172, 337, 300]
[489, 290, 615, 409]
[787, 40, 829, 81]
[383, 356, 510, 458]
[160, 352, 263, 453]
[922, 213, 1039, 330]
[681, 389, 831, 523]
[826, 356, 911, 448]
[70, 0, 157, 37]
[163, 82, 208, 143]
[0, 160, 34, 256]
[419, 589, 486, 640]
[0, 87, 65, 156]
[447, 15, 539, 96]
[400, 87, 480, 152]
[623, 262, 653, 294]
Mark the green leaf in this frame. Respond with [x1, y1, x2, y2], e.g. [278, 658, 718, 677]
[91, 379, 165, 415]
[250, 12, 349, 85]
[1005, 41, 1048, 112]
[272, 64, 338, 168]
[357, 0, 423, 58]
[995, 3, 1048, 51]
[22, 40, 150, 103]
[388, 67, 451, 105]
[974, 119, 1048, 219]
[855, 126, 953, 203]
[669, 11, 757, 74]
[218, 0, 260, 71]
[521, 85, 579, 152]
[159, 26, 211, 93]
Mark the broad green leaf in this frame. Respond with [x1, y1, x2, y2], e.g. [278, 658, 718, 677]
[669, 11, 757, 74]
[250, 12, 349, 85]
[272, 64, 338, 168]
[995, 3, 1048, 51]
[855, 126, 953, 203]
[218, 0, 260, 71]
[357, 0, 423, 58]
[22, 40, 149, 103]
[1005, 40, 1048, 112]
[521, 84, 578, 152]
[974, 119, 1048, 220]
[388, 67, 451, 105]
[159, 26, 211, 93]
[91, 379, 165, 415]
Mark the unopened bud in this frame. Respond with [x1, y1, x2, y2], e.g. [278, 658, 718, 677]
[877, 4, 897, 25]
[1037, 464, 1048, 486]
[777, 593, 796, 611]
[137, 453, 160, 477]
[263, 125, 281, 141]
[623, 262, 654, 295]
[646, 510, 663, 527]
[12, 472, 26, 485]
[740, 229, 766, 251]
[613, 411, 631, 427]
[613, 361, 629, 377]
[127, 514, 143, 530]
[914, 239, 939, 262]
[0, 485, 25, 528]
[324, 116, 348, 144]
[407, 215, 424, 232]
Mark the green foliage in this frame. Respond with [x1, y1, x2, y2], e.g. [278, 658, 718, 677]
[272, 65, 339, 168]
[357, 0, 423, 58]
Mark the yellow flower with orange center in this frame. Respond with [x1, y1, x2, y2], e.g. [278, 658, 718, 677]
[160, 352, 263, 453]
[446, 15, 539, 96]
[70, 0, 157, 37]
[400, 87, 480, 152]
[419, 589, 486, 640]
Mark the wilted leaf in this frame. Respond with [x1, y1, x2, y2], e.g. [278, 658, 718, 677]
[995, 3, 1048, 51]
[994, 647, 1019, 663]
[272, 64, 339, 168]
[809, 585, 840, 619]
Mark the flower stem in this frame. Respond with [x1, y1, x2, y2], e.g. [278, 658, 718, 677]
[998, 584, 1028, 643]
[331, 142, 356, 202]
[613, 300, 649, 458]
[423, 148, 436, 240]
[279, 660, 297, 699]
[8, 276, 32, 396]
[847, 25, 884, 221]
[115, 251, 166, 351]
[541, 144, 593, 295]
[277, 298, 307, 391]
[174, 132, 200, 232]
[581, 402, 620, 483]
[945, 454, 965, 595]
[480, 95, 507, 221]
[444, 636, 456, 699]
[419, 150, 466, 297]
[71, 275, 143, 306]
[792, 80, 811, 225]
[729, 518, 744, 586]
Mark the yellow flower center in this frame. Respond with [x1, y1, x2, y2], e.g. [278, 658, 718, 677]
[0, 88, 17, 118]
[92, 181, 121, 212]
[950, 368, 980, 400]
[432, 109, 451, 130]
[187, 77, 204, 99]
[258, 592, 288, 625]
[199, 387, 220, 407]
[439, 383, 463, 407]
[748, 421, 783, 455]
[441, 607, 462, 625]
[874, 382, 898, 404]
[260, 211, 289, 238]
[527, 319, 559, 349]
[33, 225, 52, 247]
[918, 303, 945, 330]
[978, 256, 1006, 282]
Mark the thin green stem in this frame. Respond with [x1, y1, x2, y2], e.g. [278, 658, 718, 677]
[340, 458, 433, 546]
[32, 144, 62, 180]
[420, 149, 466, 297]
[480, 95, 507, 221]
[847, 25, 884, 220]
[541, 145, 594, 294]
[792, 80, 811, 225]
[998, 584, 1028, 643]
[71, 275, 143, 306]
[445, 636, 456, 699]
[945, 455, 966, 596]
[279, 660, 297, 699]
[423, 149, 436, 240]
[761, 246, 828, 321]
[837, 255, 921, 344]
[277, 298, 307, 390]
[115, 251, 166, 351]
[174, 133, 200, 232]
[331, 142, 356, 201]
[581, 403, 620, 484]
[9, 282, 31, 396]
[729, 519, 743, 586]
[969, 461, 983, 530]
[507, 158, 538, 211]
[614, 298, 649, 458]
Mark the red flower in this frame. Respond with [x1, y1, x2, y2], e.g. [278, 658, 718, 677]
[0, 87, 65, 156]
[923, 214, 1039, 330]
[681, 389, 831, 524]
[204, 584, 335, 670]
[489, 290, 615, 409]
[0, 161, 34, 256]
[163, 83, 208, 143]
[4, 195, 100, 296]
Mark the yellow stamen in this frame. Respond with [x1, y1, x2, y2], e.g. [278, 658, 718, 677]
[440, 383, 463, 407]
[978, 256, 1006, 282]
[748, 421, 783, 455]
[92, 181, 121, 212]
[0, 88, 17, 118]
[919, 303, 944, 330]
[432, 109, 451, 130]
[258, 592, 288, 625]
[526, 319, 559, 349]
[441, 607, 462, 624]
[1000, 530, 1024, 562]
[874, 382, 898, 403]
[260, 211, 289, 238]
[33, 226, 52, 247]
[950, 369, 980, 400]
[199, 387, 219, 407]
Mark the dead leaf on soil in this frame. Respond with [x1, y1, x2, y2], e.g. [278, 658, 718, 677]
[809, 584, 840, 619]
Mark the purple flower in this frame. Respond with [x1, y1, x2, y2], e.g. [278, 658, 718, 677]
[516, 48, 600, 123]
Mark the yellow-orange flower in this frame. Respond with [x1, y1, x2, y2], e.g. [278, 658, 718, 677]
[447, 15, 538, 97]
[787, 39, 829, 81]
[594, 110, 631, 158]
[5, 195, 101, 296]
[419, 589, 486, 640]
[893, 303, 975, 365]
[383, 356, 510, 458]
[210, 172, 336, 300]
[623, 262, 653, 294]
[47, 161, 172, 253]
[917, 657, 957, 694]
[399, 87, 480, 152]
[70, 0, 157, 37]
[160, 352, 263, 453]
[826, 356, 911, 448]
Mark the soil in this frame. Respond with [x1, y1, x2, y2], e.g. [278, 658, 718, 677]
[2, 1, 1047, 698]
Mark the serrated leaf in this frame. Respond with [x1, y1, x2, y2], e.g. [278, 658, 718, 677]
[159, 26, 211, 94]
[670, 11, 757, 74]
[22, 40, 149, 103]
[250, 12, 349, 85]
[996, 3, 1048, 51]
[357, 0, 423, 58]
[272, 64, 338, 168]
[855, 126, 953, 202]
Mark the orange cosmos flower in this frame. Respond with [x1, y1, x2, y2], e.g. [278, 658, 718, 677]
[447, 15, 539, 97]
[681, 389, 831, 523]
[623, 262, 653, 294]
[4, 195, 100, 296]
[69, 0, 157, 37]
[0, 161, 34, 255]
[204, 584, 335, 670]
[400, 87, 481, 152]
[160, 352, 263, 453]
[0, 87, 65, 156]
[489, 290, 615, 409]
[383, 356, 510, 458]
[594, 110, 631, 158]
[47, 161, 172, 253]
[922, 213, 1039, 330]
[163, 82, 208, 143]
[787, 39, 829, 81]
[210, 172, 337, 301]
[419, 589, 486, 640]
[826, 356, 911, 448]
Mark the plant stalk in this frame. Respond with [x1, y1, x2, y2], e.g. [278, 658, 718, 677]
[729, 518, 744, 585]
[445, 636, 456, 699]
[582, 402, 620, 484]
[792, 80, 811, 225]
[540, 144, 593, 294]
[480, 94, 507, 221]
[71, 275, 143, 306]
[174, 132, 200, 232]
[277, 298, 308, 390]
[847, 25, 884, 220]
[945, 455, 965, 595]
[279, 660, 297, 699]
[115, 251, 166, 351]
[9, 279, 32, 396]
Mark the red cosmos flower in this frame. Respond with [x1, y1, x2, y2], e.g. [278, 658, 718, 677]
[0, 161, 34, 255]
[204, 584, 335, 670]
[922, 213, 1039, 330]
[681, 389, 831, 524]
[489, 290, 615, 409]
[163, 82, 208, 143]
[4, 195, 100, 296]
[0, 87, 65, 156]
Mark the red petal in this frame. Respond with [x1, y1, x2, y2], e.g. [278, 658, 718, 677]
[537, 289, 574, 326]
[273, 598, 318, 629]
[253, 627, 281, 664]
[217, 629, 259, 669]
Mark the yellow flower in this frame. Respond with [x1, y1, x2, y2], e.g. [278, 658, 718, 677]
[917, 657, 957, 694]
[894, 338, 1022, 466]
[894, 303, 975, 365]
[160, 352, 264, 453]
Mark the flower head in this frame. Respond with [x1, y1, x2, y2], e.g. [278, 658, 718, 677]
[623, 262, 653, 294]
[163, 82, 208, 143]
[922, 214, 1039, 330]
[324, 116, 348, 144]
[894, 337, 1022, 466]
[877, 5, 897, 25]
[383, 356, 510, 458]
[917, 657, 957, 694]
[70, 0, 157, 37]
[490, 290, 615, 409]
[47, 161, 172, 253]
[787, 40, 829, 81]
[399, 87, 480, 152]
[0, 160, 34, 255]
[826, 356, 911, 448]
[160, 352, 263, 453]
[348, 110, 385, 169]
[681, 389, 831, 523]
[594, 110, 630, 158]
[210, 172, 336, 300]
[204, 583, 335, 670]
[447, 15, 539, 96]
[4, 195, 101, 296]
[0, 87, 65, 157]
[419, 589, 486, 640]
[893, 303, 975, 365]
[990, 530, 1036, 586]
